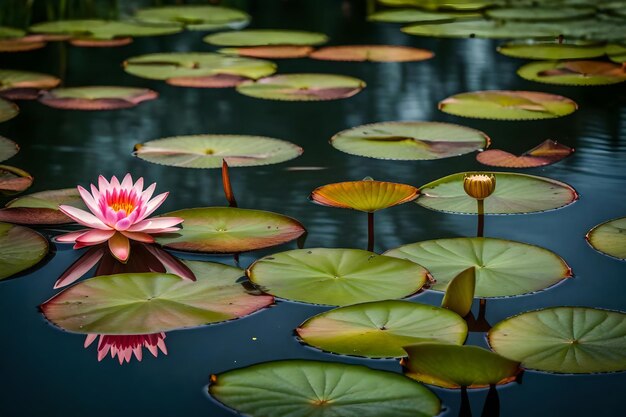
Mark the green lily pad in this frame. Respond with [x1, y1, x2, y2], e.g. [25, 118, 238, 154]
[247, 248, 430, 306]
[296, 300, 467, 357]
[309, 45, 434, 62]
[586, 217, 626, 260]
[438, 90, 578, 120]
[203, 29, 328, 47]
[441, 267, 475, 317]
[402, 19, 557, 39]
[209, 360, 441, 417]
[40, 260, 274, 334]
[486, 7, 595, 21]
[331, 121, 489, 160]
[0, 137, 18, 162]
[236, 73, 366, 101]
[39, 86, 158, 110]
[379, 0, 496, 10]
[403, 343, 521, 389]
[155, 207, 306, 254]
[517, 60, 626, 86]
[497, 39, 608, 60]
[29, 19, 181, 41]
[134, 135, 302, 169]
[607, 43, 626, 63]
[0, 222, 48, 280]
[384, 237, 572, 298]
[368, 9, 468, 24]
[0, 27, 25, 39]
[134, 5, 250, 31]
[0, 165, 33, 195]
[488, 307, 626, 373]
[0, 188, 85, 225]
[414, 172, 578, 214]
[0, 97, 18, 122]
[0, 69, 60, 99]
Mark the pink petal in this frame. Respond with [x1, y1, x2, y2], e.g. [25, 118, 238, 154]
[121, 173, 133, 189]
[84, 334, 98, 348]
[77, 185, 101, 216]
[137, 192, 168, 221]
[133, 177, 144, 195]
[115, 217, 133, 231]
[140, 182, 156, 203]
[90, 183, 100, 200]
[59, 205, 110, 230]
[120, 231, 155, 243]
[55, 246, 105, 289]
[98, 175, 110, 195]
[55, 230, 90, 243]
[145, 245, 195, 281]
[128, 217, 183, 232]
[110, 175, 121, 189]
[108, 232, 130, 263]
[75, 229, 116, 245]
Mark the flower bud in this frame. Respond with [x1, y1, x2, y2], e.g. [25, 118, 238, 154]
[463, 173, 496, 200]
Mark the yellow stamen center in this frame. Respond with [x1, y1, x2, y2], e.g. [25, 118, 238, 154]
[110, 201, 136, 214]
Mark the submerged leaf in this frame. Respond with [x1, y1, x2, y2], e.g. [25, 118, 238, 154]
[586, 217, 626, 260]
[0, 222, 48, 280]
[441, 267, 475, 317]
[477, 139, 574, 168]
[310, 179, 418, 212]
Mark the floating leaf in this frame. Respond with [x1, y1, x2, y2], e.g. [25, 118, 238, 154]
[497, 39, 607, 60]
[210, 360, 441, 417]
[438, 90, 578, 120]
[155, 207, 305, 254]
[385, 237, 571, 298]
[134, 135, 302, 169]
[415, 172, 578, 214]
[218, 46, 313, 59]
[247, 248, 429, 306]
[402, 343, 521, 389]
[486, 7, 595, 21]
[517, 60, 626, 86]
[331, 121, 489, 160]
[477, 140, 574, 168]
[69, 37, 133, 47]
[134, 5, 250, 31]
[310, 179, 418, 212]
[204, 29, 328, 46]
[41, 261, 273, 334]
[0, 36, 47, 53]
[0, 188, 85, 225]
[441, 267, 475, 317]
[29, 20, 181, 41]
[488, 307, 626, 373]
[379, 0, 496, 10]
[0, 27, 25, 38]
[309, 45, 434, 62]
[607, 43, 626, 63]
[0, 165, 33, 195]
[586, 217, 626, 260]
[0, 97, 18, 122]
[0, 69, 60, 100]
[0, 222, 48, 280]
[296, 300, 467, 357]
[402, 20, 557, 39]
[0, 136, 18, 162]
[237, 73, 366, 101]
[368, 9, 467, 24]
[38, 86, 158, 110]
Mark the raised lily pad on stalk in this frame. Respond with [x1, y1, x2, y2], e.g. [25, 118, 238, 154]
[218, 46, 314, 59]
[38, 86, 158, 110]
[402, 343, 521, 389]
[310, 179, 418, 212]
[486, 7, 595, 21]
[0, 97, 18, 122]
[586, 217, 626, 260]
[517, 60, 626, 86]
[0, 165, 33, 195]
[237, 73, 366, 101]
[488, 307, 626, 373]
[296, 300, 467, 357]
[134, 135, 302, 169]
[134, 5, 250, 31]
[438, 90, 578, 120]
[155, 207, 305, 254]
[0, 222, 48, 280]
[29, 20, 181, 42]
[210, 360, 441, 417]
[477, 140, 574, 168]
[0, 69, 61, 100]
[385, 237, 571, 298]
[0, 137, 18, 162]
[415, 172, 578, 214]
[41, 260, 274, 334]
[368, 8, 470, 24]
[497, 39, 608, 60]
[402, 19, 557, 39]
[247, 248, 430, 306]
[0, 188, 85, 225]
[331, 121, 489, 160]
[310, 45, 434, 62]
[204, 29, 328, 46]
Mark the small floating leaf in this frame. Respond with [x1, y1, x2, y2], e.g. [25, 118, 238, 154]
[368, 9, 466, 24]
[586, 217, 626, 260]
[0, 188, 85, 225]
[477, 140, 574, 168]
[0, 97, 18, 122]
[218, 46, 313, 59]
[134, 5, 250, 31]
[441, 267, 475, 317]
[0, 165, 33, 195]
[517, 60, 626, 86]
[29, 20, 181, 41]
[0, 222, 48, 280]
[310, 179, 418, 212]
[497, 39, 607, 60]
[486, 7, 595, 21]
[0, 136, 18, 162]
[310, 45, 434, 62]
[0, 69, 60, 100]
[204, 29, 328, 46]
[297, 300, 467, 357]
[38, 86, 158, 110]
[488, 307, 626, 373]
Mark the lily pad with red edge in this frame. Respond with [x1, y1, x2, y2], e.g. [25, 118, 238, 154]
[402, 343, 521, 389]
[309, 45, 434, 62]
[237, 73, 366, 101]
[488, 307, 626, 374]
[310, 179, 418, 212]
[477, 140, 574, 168]
[0, 97, 18, 122]
[134, 135, 302, 169]
[0, 137, 18, 162]
[203, 29, 328, 47]
[414, 171, 578, 214]
[155, 207, 305, 254]
[586, 217, 626, 261]
[218, 46, 314, 59]
[134, 5, 250, 31]
[41, 260, 274, 334]
[0, 222, 48, 280]
[331, 121, 489, 160]
[166, 74, 250, 88]
[497, 39, 607, 60]
[209, 360, 441, 417]
[384, 237, 572, 298]
[38, 86, 158, 110]
[0, 165, 33, 195]
[296, 300, 467, 358]
[0, 188, 85, 225]
[69, 37, 133, 47]
[0, 69, 61, 100]
[438, 90, 578, 120]
[517, 60, 626, 86]
[246, 248, 430, 306]
[29, 20, 181, 42]
[0, 36, 47, 53]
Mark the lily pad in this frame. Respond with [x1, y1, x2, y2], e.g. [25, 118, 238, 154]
[0, 188, 85, 225]
[296, 300, 467, 357]
[218, 46, 314, 59]
[368, 9, 466, 24]
[247, 248, 430, 306]
[236, 73, 366, 101]
[310, 179, 418, 212]
[209, 360, 441, 417]
[441, 267, 475, 317]
[0, 165, 33, 195]
[0, 69, 61, 100]
[38, 86, 158, 110]
[607, 43, 626, 63]
[486, 7, 595, 21]
[488, 307, 626, 373]
[477, 140, 574, 168]
[517, 60, 626, 86]
[204, 29, 328, 47]
[69, 37, 133, 47]
[134, 135, 302, 169]
[134, 5, 250, 31]
[415, 172, 578, 214]
[0, 27, 25, 39]
[0, 222, 48, 280]
[0, 36, 47, 53]
[402, 20, 557, 39]
[438, 90, 578, 120]
[0, 137, 18, 162]
[155, 207, 305, 254]
[0, 97, 18, 122]
[402, 343, 521, 389]
[41, 260, 274, 334]
[380, 0, 496, 10]
[497, 39, 607, 60]
[331, 121, 489, 160]
[586, 217, 626, 260]
[384, 237, 572, 298]
[310, 45, 434, 62]
[29, 20, 181, 41]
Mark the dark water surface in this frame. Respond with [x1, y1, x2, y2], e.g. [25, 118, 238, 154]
[1, 1, 626, 416]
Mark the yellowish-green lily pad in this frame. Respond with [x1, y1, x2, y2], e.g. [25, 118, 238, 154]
[586, 217, 626, 260]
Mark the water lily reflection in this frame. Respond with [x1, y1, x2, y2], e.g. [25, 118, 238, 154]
[84, 332, 168, 364]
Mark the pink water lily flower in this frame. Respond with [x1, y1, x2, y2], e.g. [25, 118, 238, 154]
[84, 332, 167, 364]
[57, 174, 183, 262]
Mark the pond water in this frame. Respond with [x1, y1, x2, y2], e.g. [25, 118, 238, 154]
[1, 1, 625, 416]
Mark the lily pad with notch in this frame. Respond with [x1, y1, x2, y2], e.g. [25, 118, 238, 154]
[517, 60, 626, 86]
[203, 29, 329, 46]
[477, 139, 574, 168]
[0, 188, 85, 225]
[586, 217, 626, 260]
[134, 5, 250, 31]
[38, 86, 158, 110]
[0, 222, 48, 280]
[310, 45, 434, 62]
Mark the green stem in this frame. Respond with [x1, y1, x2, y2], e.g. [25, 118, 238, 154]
[367, 212, 374, 252]
[477, 199, 484, 238]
